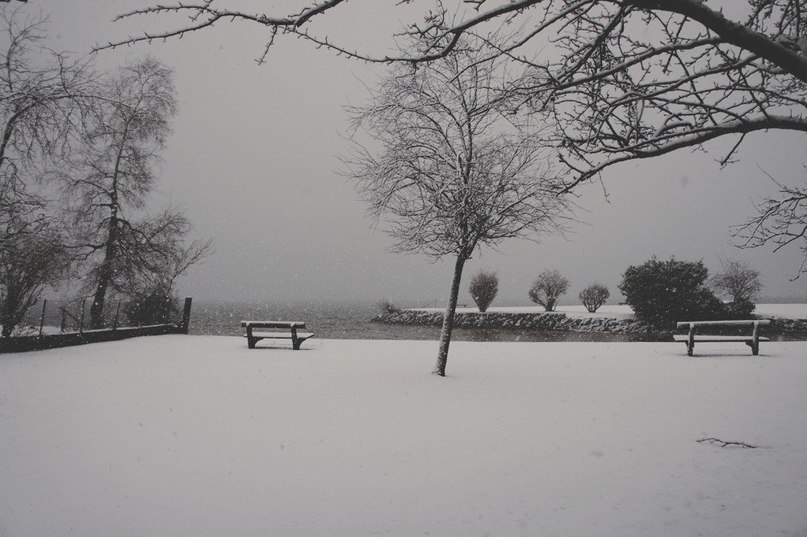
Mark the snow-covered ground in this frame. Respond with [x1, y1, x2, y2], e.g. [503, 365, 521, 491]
[2, 335, 806, 536]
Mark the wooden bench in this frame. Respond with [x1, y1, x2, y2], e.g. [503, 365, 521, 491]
[674, 320, 770, 356]
[241, 321, 314, 350]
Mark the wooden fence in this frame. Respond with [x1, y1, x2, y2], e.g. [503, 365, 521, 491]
[0, 298, 192, 354]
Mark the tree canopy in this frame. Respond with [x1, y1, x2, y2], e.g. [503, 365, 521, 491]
[105, 1, 807, 274]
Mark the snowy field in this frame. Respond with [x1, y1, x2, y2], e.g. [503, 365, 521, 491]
[2, 336, 807, 537]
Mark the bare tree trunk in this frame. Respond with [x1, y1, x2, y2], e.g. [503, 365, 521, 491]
[433, 254, 467, 377]
[89, 264, 110, 329]
[90, 215, 118, 329]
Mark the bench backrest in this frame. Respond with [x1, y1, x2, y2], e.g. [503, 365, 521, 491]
[241, 321, 306, 329]
[676, 320, 770, 329]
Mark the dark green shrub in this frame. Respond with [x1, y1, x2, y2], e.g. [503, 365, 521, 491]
[618, 257, 727, 329]
[724, 298, 755, 319]
[124, 293, 178, 326]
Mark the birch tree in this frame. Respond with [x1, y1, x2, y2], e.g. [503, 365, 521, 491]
[346, 44, 570, 376]
[63, 57, 179, 329]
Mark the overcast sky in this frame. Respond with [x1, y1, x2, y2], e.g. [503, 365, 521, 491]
[26, 0, 807, 306]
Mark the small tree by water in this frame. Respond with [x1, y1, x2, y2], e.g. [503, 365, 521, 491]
[579, 283, 609, 313]
[469, 271, 498, 313]
[528, 270, 569, 312]
[346, 39, 571, 376]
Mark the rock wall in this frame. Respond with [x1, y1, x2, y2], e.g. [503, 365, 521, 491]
[373, 310, 807, 338]
[372, 310, 653, 334]
[767, 317, 807, 337]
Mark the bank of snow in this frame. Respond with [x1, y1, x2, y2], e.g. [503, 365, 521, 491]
[2, 336, 807, 536]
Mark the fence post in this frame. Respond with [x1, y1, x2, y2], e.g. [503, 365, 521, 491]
[60, 308, 66, 332]
[38, 299, 47, 337]
[79, 299, 86, 335]
[179, 297, 192, 334]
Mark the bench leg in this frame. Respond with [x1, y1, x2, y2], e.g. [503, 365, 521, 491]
[247, 326, 256, 349]
[291, 327, 301, 350]
[687, 325, 695, 356]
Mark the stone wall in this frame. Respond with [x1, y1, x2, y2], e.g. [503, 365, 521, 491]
[373, 310, 807, 338]
[373, 310, 653, 334]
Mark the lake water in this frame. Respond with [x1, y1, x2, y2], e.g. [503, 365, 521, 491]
[189, 300, 656, 342]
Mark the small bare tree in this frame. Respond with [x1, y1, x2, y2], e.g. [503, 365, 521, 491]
[579, 283, 609, 313]
[710, 260, 762, 304]
[469, 271, 498, 313]
[528, 269, 570, 312]
[347, 42, 571, 376]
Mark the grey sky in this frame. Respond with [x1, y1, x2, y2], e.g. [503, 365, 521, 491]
[29, 1, 807, 305]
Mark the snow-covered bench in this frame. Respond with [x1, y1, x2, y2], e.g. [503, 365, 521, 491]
[241, 321, 314, 350]
[674, 320, 770, 356]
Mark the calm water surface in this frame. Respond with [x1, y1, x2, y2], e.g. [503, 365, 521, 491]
[190, 301, 657, 342]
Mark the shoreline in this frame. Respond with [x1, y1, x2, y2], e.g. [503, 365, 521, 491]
[373, 308, 807, 339]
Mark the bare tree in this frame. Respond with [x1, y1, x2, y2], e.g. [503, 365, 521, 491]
[0, 8, 94, 250]
[734, 175, 807, 278]
[469, 271, 498, 313]
[61, 57, 179, 328]
[346, 43, 570, 376]
[105, 2, 807, 268]
[579, 283, 609, 313]
[104, 1, 807, 166]
[0, 212, 69, 336]
[528, 269, 570, 312]
[710, 259, 763, 304]
[116, 207, 212, 301]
